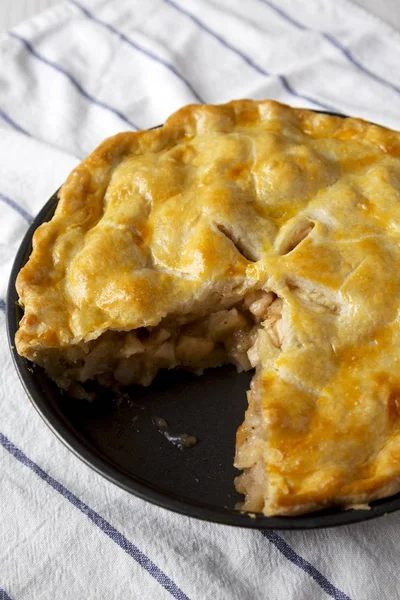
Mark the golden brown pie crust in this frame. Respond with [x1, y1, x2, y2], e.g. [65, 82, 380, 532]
[15, 100, 400, 516]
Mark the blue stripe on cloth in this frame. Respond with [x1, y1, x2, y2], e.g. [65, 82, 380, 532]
[0, 106, 83, 160]
[9, 32, 140, 131]
[0, 192, 33, 223]
[0, 432, 190, 600]
[164, 0, 339, 112]
[68, 0, 205, 104]
[261, 531, 352, 600]
[321, 32, 400, 96]
[0, 107, 32, 137]
[0, 588, 13, 600]
[0, 300, 5, 312]
[258, 0, 400, 97]
[258, 0, 305, 30]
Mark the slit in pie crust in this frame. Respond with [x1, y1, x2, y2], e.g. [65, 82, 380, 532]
[15, 100, 400, 516]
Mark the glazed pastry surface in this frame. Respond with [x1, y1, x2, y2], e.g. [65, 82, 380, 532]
[16, 100, 400, 515]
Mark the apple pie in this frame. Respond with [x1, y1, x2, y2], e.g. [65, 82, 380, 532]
[15, 100, 400, 516]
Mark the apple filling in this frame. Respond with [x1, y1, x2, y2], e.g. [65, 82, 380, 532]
[54, 289, 277, 392]
[37, 288, 285, 513]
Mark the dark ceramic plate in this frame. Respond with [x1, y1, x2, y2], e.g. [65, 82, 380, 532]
[7, 113, 400, 528]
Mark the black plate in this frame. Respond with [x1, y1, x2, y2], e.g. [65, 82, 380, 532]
[7, 114, 400, 528]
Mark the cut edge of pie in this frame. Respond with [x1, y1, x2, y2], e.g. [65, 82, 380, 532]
[14, 99, 400, 517]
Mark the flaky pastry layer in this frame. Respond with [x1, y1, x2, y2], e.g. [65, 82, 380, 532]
[15, 100, 400, 516]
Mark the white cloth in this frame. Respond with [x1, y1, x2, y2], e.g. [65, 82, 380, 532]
[2, 1, 400, 598]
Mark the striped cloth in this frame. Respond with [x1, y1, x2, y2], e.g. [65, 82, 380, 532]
[1, 1, 400, 598]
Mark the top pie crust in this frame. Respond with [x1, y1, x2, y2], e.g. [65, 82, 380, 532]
[15, 100, 400, 516]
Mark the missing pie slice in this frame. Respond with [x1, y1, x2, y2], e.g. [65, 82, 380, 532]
[15, 100, 400, 516]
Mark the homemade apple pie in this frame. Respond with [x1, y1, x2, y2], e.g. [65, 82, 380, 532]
[15, 100, 400, 516]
